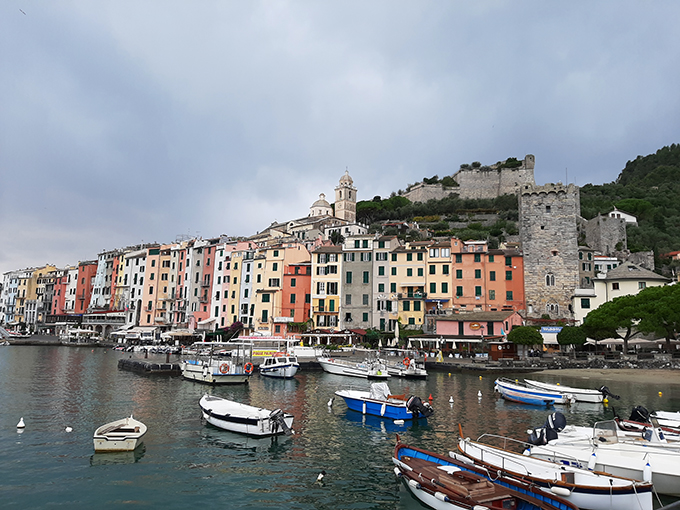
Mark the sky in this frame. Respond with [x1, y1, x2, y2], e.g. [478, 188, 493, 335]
[2, 1, 680, 277]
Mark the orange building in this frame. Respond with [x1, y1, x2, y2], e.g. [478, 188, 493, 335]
[75, 261, 98, 314]
[280, 262, 312, 336]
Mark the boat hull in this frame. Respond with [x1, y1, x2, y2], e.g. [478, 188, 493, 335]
[199, 395, 294, 437]
[317, 357, 389, 379]
[259, 364, 299, 378]
[495, 378, 572, 406]
[93, 417, 146, 453]
[524, 380, 603, 403]
[335, 390, 419, 420]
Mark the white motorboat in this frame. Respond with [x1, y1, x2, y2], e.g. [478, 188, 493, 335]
[181, 341, 254, 385]
[455, 435, 653, 510]
[524, 379, 618, 404]
[385, 356, 427, 379]
[93, 415, 147, 452]
[317, 356, 389, 379]
[526, 420, 680, 496]
[199, 394, 294, 437]
[259, 352, 299, 379]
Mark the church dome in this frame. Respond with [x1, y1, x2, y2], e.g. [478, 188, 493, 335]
[312, 193, 331, 208]
[339, 170, 353, 186]
[309, 193, 332, 217]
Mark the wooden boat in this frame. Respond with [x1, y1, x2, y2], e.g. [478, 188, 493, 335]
[199, 394, 294, 437]
[524, 380, 618, 404]
[526, 420, 680, 496]
[317, 356, 389, 379]
[334, 382, 433, 420]
[495, 378, 575, 406]
[181, 341, 254, 385]
[93, 415, 147, 452]
[259, 352, 299, 379]
[455, 434, 653, 510]
[393, 439, 578, 510]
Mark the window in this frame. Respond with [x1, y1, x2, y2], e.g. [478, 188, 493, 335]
[362, 240, 368, 248]
[363, 271, 369, 284]
[391, 253, 397, 262]
[327, 282, 338, 295]
[429, 265, 436, 275]
[441, 248, 450, 257]
[612, 282, 620, 290]
[489, 289, 495, 300]
[456, 286, 463, 297]
[417, 268, 424, 277]
[545, 274, 555, 286]
[456, 269, 463, 279]
[378, 266, 385, 276]
[475, 269, 481, 279]
[638, 282, 647, 289]
[441, 282, 448, 293]
[406, 253, 413, 262]
[378, 283, 385, 292]
[430, 282, 436, 294]
[272, 262, 278, 271]
[390, 283, 396, 293]
[262, 310, 268, 322]
[403, 301, 410, 311]
[346, 271, 352, 284]
[506, 291, 513, 301]
[489, 271, 496, 281]
[505, 256, 512, 266]
[505, 271, 512, 281]
[442, 265, 449, 275]
[363, 313, 368, 322]
[417, 252, 423, 261]
[474, 254, 481, 262]
[429, 248, 439, 258]
[488, 255, 495, 263]
[317, 282, 325, 294]
[273, 250, 279, 257]
[376, 252, 388, 261]
[268, 278, 280, 287]
[546, 205, 551, 213]
[391, 267, 397, 276]
[361, 294, 368, 305]
[291, 278, 296, 287]
[262, 293, 270, 303]
[408, 317, 415, 325]
[413, 301, 421, 311]
[378, 241, 385, 248]
[407, 268, 413, 277]
[455, 254, 462, 263]
[475, 286, 482, 296]
[346, 294, 352, 305]
[581, 298, 590, 309]
[354, 240, 360, 248]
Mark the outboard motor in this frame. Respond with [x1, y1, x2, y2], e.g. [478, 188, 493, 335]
[406, 396, 434, 418]
[527, 411, 567, 446]
[629, 405, 650, 424]
[269, 409, 293, 436]
[599, 385, 620, 400]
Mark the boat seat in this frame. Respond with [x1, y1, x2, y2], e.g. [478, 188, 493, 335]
[389, 394, 407, 401]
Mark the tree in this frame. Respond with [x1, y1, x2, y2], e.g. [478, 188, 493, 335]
[581, 294, 640, 354]
[635, 285, 680, 353]
[557, 326, 586, 346]
[329, 230, 344, 246]
[508, 326, 543, 359]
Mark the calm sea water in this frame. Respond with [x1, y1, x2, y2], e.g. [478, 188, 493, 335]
[2, 346, 679, 509]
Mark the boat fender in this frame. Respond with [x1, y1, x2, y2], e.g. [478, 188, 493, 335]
[448, 452, 473, 465]
[550, 486, 571, 497]
[407, 479, 421, 490]
[473, 506, 490, 510]
[643, 461, 652, 482]
[393, 467, 402, 478]
[362, 402, 367, 414]
[434, 492, 449, 502]
[219, 363, 229, 374]
[244, 362, 254, 374]
[587, 452, 597, 471]
[380, 403, 387, 416]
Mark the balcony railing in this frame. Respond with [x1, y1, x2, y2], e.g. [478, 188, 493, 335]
[397, 292, 427, 300]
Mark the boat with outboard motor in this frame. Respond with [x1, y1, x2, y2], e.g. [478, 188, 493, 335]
[494, 378, 575, 406]
[393, 439, 578, 510]
[524, 379, 619, 404]
[181, 341, 254, 385]
[455, 426, 653, 510]
[380, 348, 428, 379]
[334, 382, 433, 421]
[525, 414, 680, 496]
[199, 394, 294, 437]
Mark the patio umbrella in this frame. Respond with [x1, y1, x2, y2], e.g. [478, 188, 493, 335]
[394, 322, 399, 347]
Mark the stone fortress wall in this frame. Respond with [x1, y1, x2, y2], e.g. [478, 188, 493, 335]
[402, 154, 536, 203]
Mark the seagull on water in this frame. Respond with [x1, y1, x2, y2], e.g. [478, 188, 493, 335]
[316, 470, 326, 483]
[65, 426, 73, 433]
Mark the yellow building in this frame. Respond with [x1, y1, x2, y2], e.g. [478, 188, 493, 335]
[391, 243, 427, 329]
[310, 245, 342, 330]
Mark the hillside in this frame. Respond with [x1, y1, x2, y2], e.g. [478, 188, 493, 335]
[357, 144, 680, 271]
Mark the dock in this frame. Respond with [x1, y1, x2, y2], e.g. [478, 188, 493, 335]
[118, 358, 181, 375]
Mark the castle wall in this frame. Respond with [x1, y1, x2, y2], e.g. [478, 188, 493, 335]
[584, 215, 627, 256]
[519, 183, 580, 320]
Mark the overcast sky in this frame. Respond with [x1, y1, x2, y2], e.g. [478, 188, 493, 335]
[2, 1, 679, 277]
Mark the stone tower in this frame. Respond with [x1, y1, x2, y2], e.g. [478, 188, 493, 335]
[519, 183, 580, 320]
[334, 170, 357, 222]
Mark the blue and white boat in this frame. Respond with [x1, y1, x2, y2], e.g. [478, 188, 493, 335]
[335, 382, 433, 420]
[494, 378, 575, 406]
[259, 353, 299, 379]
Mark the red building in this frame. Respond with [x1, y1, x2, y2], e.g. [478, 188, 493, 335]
[75, 261, 98, 314]
[279, 262, 312, 336]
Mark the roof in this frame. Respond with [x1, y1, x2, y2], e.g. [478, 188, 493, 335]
[604, 262, 670, 282]
[435, 311, 520, 322]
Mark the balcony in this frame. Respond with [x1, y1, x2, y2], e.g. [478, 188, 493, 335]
[397, 292, 427, 300]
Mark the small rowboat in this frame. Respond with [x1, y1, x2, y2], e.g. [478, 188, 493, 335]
[524, 379, 619, 403]
[199, 394, 294, 437]
[494, 378, 575, 406]
[93, 415, 147, 452]
[393, 439, 577, 510]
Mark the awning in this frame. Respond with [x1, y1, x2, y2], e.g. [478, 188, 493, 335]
[197, 318, 216, 326]
[426, 299, 450, 303]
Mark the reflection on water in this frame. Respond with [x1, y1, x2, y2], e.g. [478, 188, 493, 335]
[1, 346, 679, 509]
[90, 444, 146, 466]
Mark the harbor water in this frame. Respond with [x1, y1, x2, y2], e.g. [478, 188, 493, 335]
[2, 345, 679, 509]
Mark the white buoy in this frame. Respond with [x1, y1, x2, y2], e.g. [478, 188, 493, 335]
[477, 391, 482, 398]
[316, 470, 326, 482]
[394, 419, 405, 425]
[327, 397, 334, 407]
[17, 417, 25, 429]
[65, 426, 73, 433]
[449, 396, 454, 403]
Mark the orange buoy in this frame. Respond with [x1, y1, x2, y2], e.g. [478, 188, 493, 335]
[428, 394, 433, 401]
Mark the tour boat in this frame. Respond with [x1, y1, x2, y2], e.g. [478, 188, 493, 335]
[317, 356, 389, 379]
[334, 382, 433, 420]
[181, 341, 254, 385]
[393, 439, 577, 510]
[259, 352, 299, 379]
[494, 378, 575, 406]
[199, 394, 294, 437]
[455, 435, 653, 510]
[93, 415, 147, 452]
